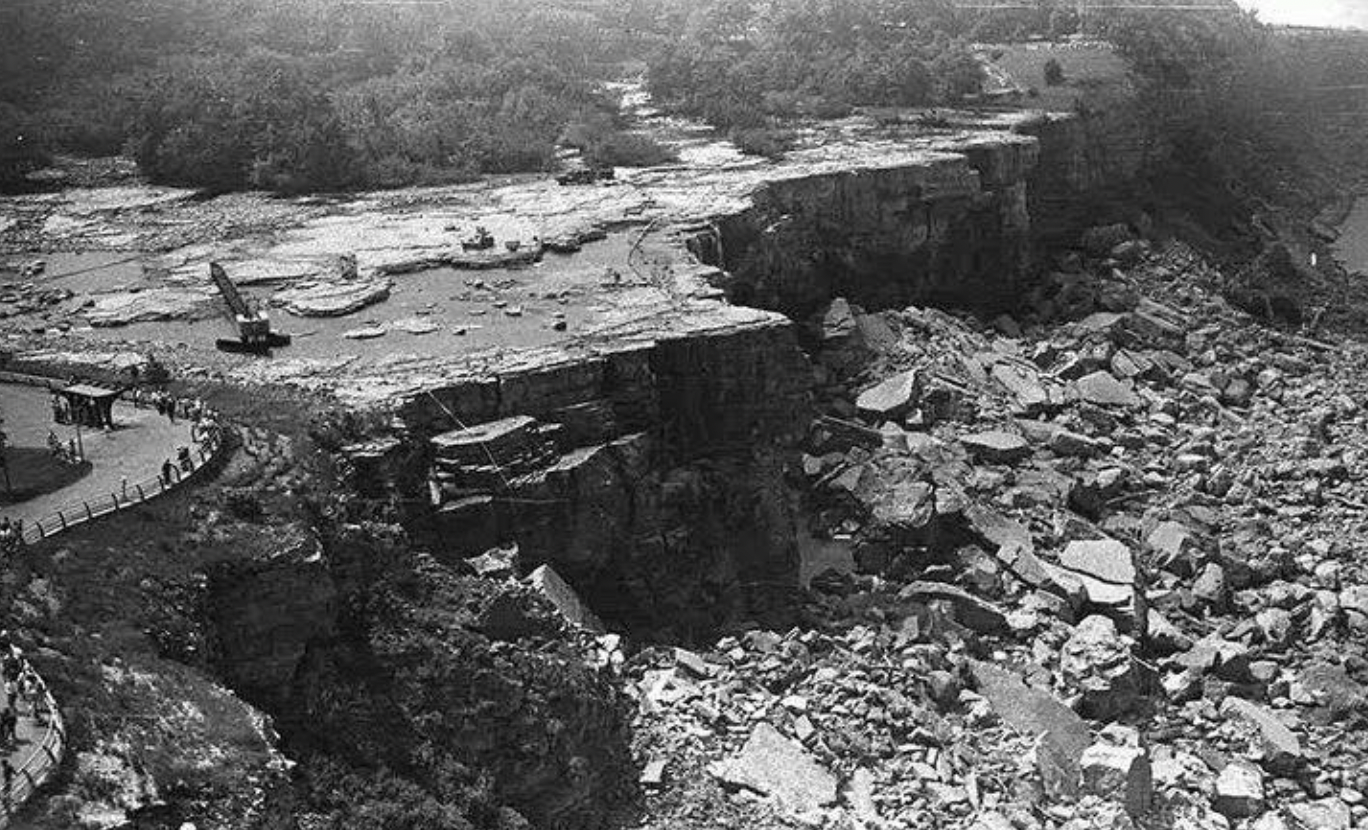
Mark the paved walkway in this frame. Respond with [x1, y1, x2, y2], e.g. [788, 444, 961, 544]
[2, 696, 56, 826]
[1, 383, 193, 530]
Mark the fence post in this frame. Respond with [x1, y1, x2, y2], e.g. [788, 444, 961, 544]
[58, 511, 67, 529]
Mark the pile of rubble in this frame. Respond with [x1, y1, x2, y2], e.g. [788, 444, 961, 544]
[610, 237, 1368, 829]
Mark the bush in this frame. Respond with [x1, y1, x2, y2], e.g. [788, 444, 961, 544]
[582, 132, 676, 168]
[646, 0, 984, 130]
[563, 111, 677, 168]
[730, 127, 795, 160]
[1044, 58, 1066, 86]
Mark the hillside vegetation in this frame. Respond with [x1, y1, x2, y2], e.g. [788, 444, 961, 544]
[1, 0, 1363, 217]
[0, 0, 682, 191]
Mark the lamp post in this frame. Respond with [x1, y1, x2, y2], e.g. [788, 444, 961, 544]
[72, 406, 84, 461]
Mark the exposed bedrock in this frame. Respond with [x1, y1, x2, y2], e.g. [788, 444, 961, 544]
[383, 321, 814, 637]
[335, 109, 1154, 637]
[697, 138, 1037, 318]
[690, 109, 1154, 319]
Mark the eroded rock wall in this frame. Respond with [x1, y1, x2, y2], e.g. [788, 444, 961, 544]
[701, 137, 1038, 317]
[391, 318, 813, 635]
[1018, 107, 1162, 246]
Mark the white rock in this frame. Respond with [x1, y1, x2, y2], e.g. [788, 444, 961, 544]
[1213, 762, 1265, 818]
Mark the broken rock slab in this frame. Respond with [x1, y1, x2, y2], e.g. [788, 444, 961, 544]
[969, 660, 1091, 798]
[1214, 762, 1266, 819]
[857, 370, 918, 420]
[273, 278, 392, 317]
[991, 361, 1053, 413]
[900, 581, 1009, 635]
[527, 565, 605, 634]
[1052, 538, 1145, 633]
[1287, 798, 1352, 830]
[1080, 735, 1153, 817]
[1147, 520, 1201, 575]
[1220, 697, 1303, 774]
[960, 431, 1032, 465]
[711, 722, 838, 815]
[86, 287, 214, 327]
[341, 323, 386, 340]
[391, 316, 439, 335]
[1074, 371, 1143, 409]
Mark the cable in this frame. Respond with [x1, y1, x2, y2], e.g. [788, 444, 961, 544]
[424, 389, 512, 491]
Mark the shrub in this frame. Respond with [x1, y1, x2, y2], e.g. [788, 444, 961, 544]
[729, 127, 794, 159]
[0, 103, 50, 189]
[1044, 57, 1066, 86]
[582, 132, 676, 168]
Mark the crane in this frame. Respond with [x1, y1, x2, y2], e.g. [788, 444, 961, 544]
[209, 262, 291, 354]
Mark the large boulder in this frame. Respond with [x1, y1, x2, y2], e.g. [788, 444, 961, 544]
[1080, 728, 1152, 818]
[1060, 615, 1142, 720]
[856, 370, 919, 420]
[710, 722, 838, 815]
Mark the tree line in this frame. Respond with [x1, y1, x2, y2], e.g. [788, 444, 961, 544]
[0, 0, 682, 191]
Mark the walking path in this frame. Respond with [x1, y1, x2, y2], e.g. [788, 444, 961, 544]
[2, 383, 193, 530]
[0, 663, 63, 827]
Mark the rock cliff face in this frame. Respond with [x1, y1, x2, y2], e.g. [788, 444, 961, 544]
[330, 111, 1161, 635]
[690, 109, 1157, 319]
[1018, 110, 1158, 246]
[205, 534, 338, 710]
[698, 136, 1039, 317]
[392, 318, 813, 636]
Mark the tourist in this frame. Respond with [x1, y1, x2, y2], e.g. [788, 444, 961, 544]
[20, 671, 41, 721]
[2, 757, 13, 810]
[1, 705, 15, 747]
[161, 459, 174, 486]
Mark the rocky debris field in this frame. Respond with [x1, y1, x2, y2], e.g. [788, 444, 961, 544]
[550, 236, 1368, 830]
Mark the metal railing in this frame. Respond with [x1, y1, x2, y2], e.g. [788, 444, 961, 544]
[1, 672, 65, 826]
[10, 432, 225, 547]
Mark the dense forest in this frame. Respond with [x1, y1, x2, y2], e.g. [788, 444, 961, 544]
[0, 0, 1004, 192]
[0, 0, 687, 191]
[0, 0, 1347, 207]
